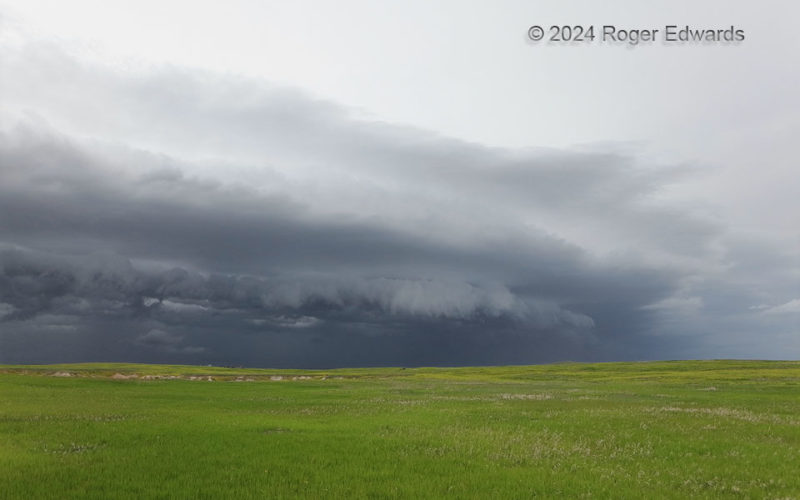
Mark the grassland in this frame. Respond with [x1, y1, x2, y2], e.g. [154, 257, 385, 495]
[1, 360, 799, 499]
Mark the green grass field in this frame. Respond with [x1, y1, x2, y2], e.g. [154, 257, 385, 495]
[2, 360, 799, 499]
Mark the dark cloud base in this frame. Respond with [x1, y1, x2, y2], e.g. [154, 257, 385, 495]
[0, 242, 675, 368]
[0, 314, 667, 369]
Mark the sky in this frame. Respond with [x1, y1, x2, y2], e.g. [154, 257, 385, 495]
[0, 1, 798, 367]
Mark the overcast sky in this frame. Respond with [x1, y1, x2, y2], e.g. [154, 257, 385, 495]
[0, 1, 797, 367]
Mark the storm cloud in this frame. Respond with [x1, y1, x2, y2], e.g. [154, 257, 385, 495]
[0, 37, 797, 366]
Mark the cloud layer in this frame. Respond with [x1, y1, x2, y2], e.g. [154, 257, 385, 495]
[0, 41, 797, 366]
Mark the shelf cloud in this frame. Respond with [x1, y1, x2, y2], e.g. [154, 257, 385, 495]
[0, 33, 797, 366]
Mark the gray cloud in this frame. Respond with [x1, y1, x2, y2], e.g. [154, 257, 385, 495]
[763, 300, 800, 315]
[0, 43, 797, 366]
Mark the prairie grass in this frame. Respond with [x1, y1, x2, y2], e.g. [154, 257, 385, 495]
[1, 360, 799, 498]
